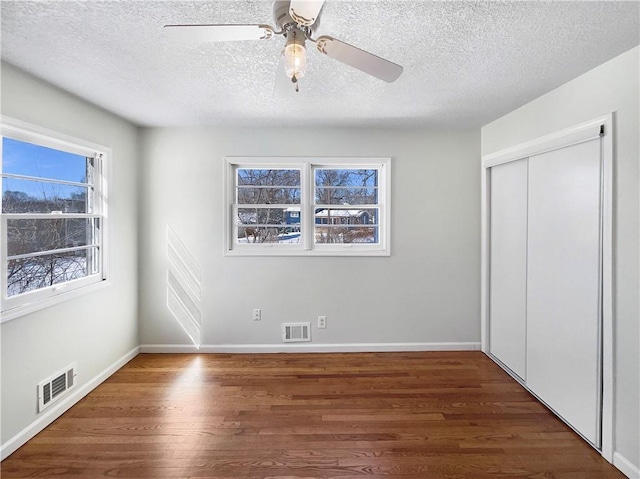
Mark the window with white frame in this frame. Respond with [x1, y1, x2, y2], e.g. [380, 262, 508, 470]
[1, 118, 109, 321]
[224, 157, 390, 256]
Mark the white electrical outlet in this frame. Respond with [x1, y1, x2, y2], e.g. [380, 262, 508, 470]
[253, 309, 261, 321]
[317, 315, 327, 329]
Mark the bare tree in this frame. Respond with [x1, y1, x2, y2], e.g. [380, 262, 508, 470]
[315, 169, 377, 243]
[237, 169, 300, 243]
[4, 189, 89, 296]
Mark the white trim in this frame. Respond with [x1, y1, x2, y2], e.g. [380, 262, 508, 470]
[613, 452, 640, 479]
[1, 116, 111, 323]
[482, 117, 604, 168]
[0, 346, 139, 461]
[223, 248, 392, 257]
[223, 157, 391, 256]
[3, 213, 102, 220]
[1, 172, 93, 188]
[480, 161, 490, 354]
[480, 114, 614, 462]
[0, 278, 111, 323]
[1, 116, 109, 158]
[599, 113, 614, 462]
[139, 342, 481, 354]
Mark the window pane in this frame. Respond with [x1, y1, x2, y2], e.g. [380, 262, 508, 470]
[314, 208, 378, 225]
[7, 248, 95, 297]
[2, 137, 88, 183]
[7, 218, 98, 256]
[2, 177, 88, 213]
[315, 226, 379, 244]
[315, 169, 378, 187]
[237, 226, 301, 244]
[237, 169, 300, 187]
[314, 208, 379, 244]
[315, 187, 377, 205]
[237, 187, 301, 205]
[227, 159, 388, 255]
[237, 207, 303, 227]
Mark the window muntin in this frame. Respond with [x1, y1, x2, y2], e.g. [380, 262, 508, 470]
[313, 168, 380, 245]
[6, 217, 99, 255]
[236, 207, 302, 244]
[314, 208, 379, 244]
[237, 168, 301, 204]
[234, 168, 302, 245]
[1, 121, 108, 320]
[7, 248, 99, 297]
[225, 158, 390, 256]
[315, 168, 378, 204]
[2, 137, 88, 182]
[2, 178, 91, 214]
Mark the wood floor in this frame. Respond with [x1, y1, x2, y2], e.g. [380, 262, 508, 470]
[1, 352, 624, 478]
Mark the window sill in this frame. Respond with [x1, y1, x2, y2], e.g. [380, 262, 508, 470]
[1, 279, 111, 323]
[224, 247, 391, 257]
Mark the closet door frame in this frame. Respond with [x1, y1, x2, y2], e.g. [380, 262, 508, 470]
[480, 114, 614, 461]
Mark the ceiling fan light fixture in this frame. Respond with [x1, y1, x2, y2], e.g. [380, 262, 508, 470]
[284, 28, 307, 80]
[284, 42, 306, 79]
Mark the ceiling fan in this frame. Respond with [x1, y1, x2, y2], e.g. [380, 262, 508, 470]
[164, 0, 403, 93]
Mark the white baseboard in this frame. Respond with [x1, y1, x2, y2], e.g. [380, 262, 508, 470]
[614, 452, 640, 479]
[0, 346, 140, 461]
[139, 342, 481, 354]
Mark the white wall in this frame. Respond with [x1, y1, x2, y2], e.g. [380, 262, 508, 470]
[0, 64, 139, 447]
[481, 46, 639, 472]
[139, 127, 481, 349]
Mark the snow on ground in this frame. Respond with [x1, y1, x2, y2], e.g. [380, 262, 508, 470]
[7, 257, 87, 296]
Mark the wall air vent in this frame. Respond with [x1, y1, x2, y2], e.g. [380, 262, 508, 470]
[282, 322, 311, 342]
[38, 363, 77, 412]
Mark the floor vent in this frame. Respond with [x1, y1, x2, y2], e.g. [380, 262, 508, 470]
[38, 363, 77, 413]
[282, 322, 311, 342]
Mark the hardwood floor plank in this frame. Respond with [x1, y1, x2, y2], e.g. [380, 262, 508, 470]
[1, 352, 624, 478]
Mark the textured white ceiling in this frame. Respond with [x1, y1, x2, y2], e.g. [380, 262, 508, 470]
[1, 1, 638, 128]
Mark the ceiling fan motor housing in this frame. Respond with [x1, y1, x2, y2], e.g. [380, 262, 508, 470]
[273, 0, 320, 35]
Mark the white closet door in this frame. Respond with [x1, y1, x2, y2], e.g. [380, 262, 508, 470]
[526, 138, 601, 445]
[489, 159, 528, 379]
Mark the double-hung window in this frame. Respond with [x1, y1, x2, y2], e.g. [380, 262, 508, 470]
[1, 118, 109, 321]
[224, 157, 390, 256]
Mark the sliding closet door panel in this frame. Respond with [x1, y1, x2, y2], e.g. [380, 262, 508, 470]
[489, 159, 528, 379]
[526, 139, 601, 445]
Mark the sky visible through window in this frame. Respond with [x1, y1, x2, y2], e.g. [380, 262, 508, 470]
[2, 138, 98, 299]
[2, 138, 88, 198]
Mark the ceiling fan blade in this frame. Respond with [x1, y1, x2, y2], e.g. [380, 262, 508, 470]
[316, 36, 403, 83]
[289, 0, 325, 26]
[164, 24, 274, 43]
